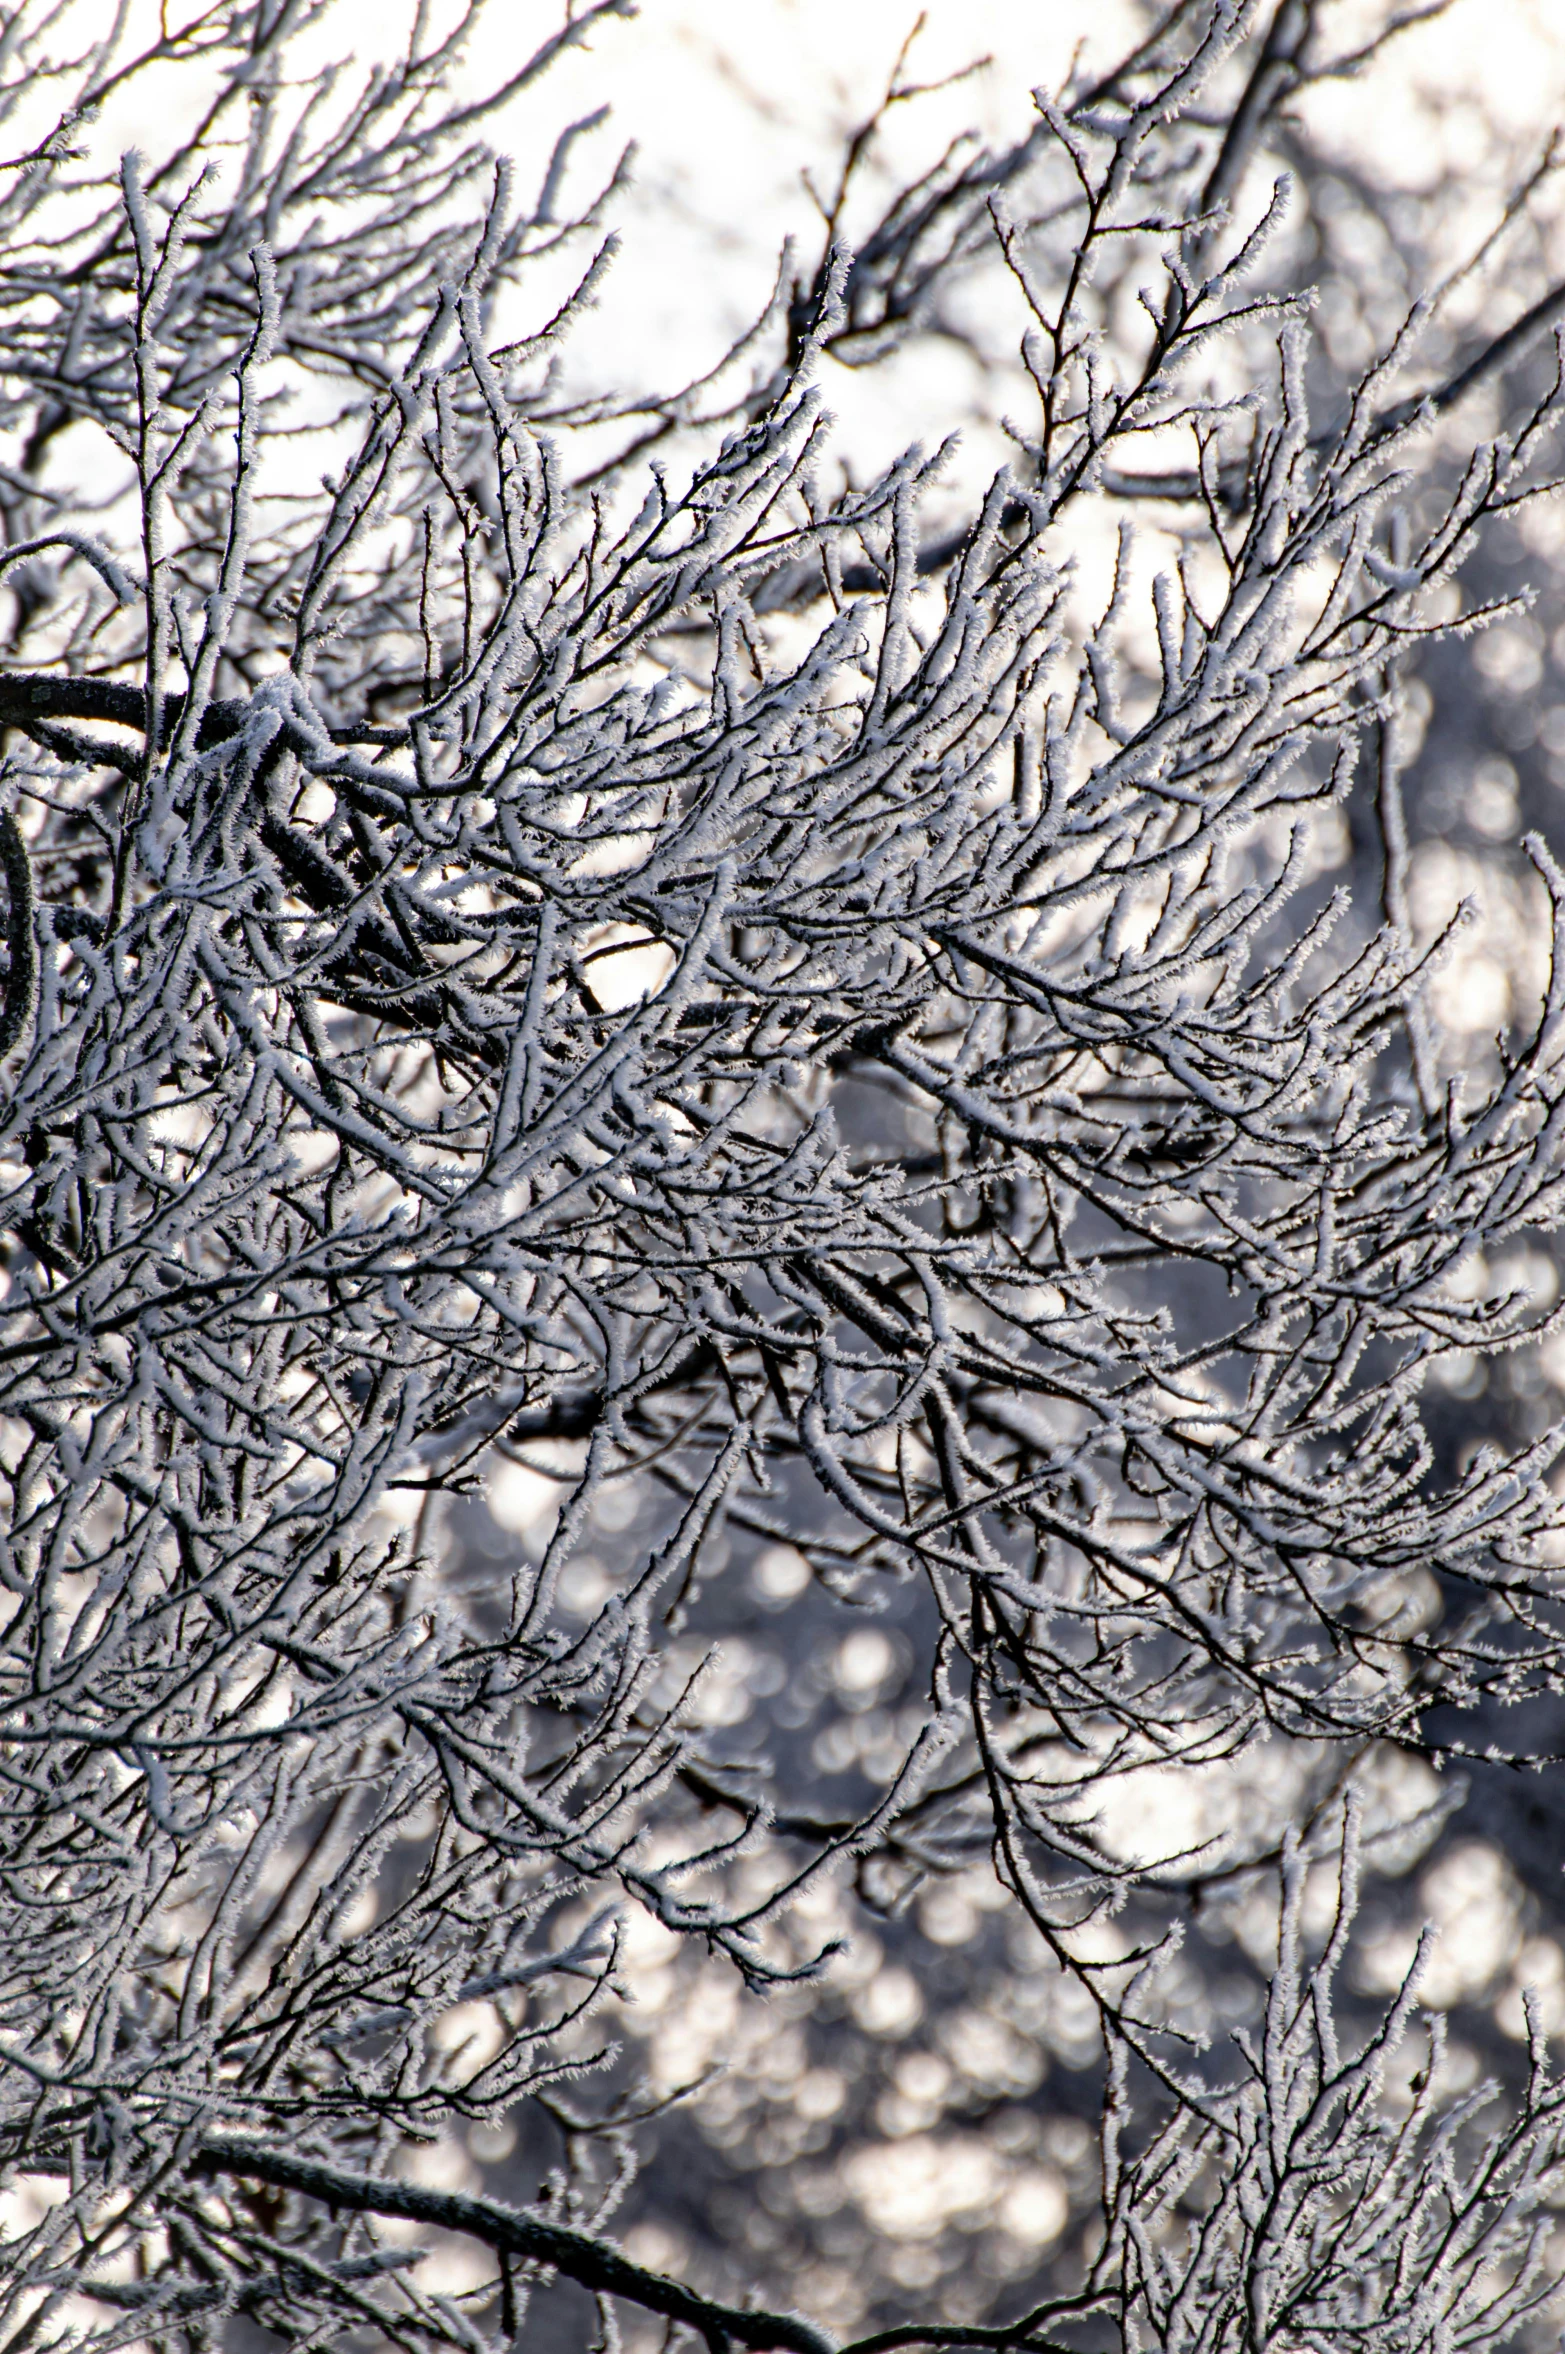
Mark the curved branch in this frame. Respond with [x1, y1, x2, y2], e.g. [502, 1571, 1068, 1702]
[196, 2134, 839, 2354]
[0, 672, 411, 757]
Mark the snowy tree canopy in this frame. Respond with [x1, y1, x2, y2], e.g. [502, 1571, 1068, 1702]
[6, 1, 1565, 2348]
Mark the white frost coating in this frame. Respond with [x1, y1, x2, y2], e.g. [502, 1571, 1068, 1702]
[1, 2, 1565, 2351]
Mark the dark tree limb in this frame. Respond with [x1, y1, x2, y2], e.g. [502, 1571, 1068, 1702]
[0, 671, 412, 759]
[196, 2134, 838, 2354]
[0, 807, 37, 1059]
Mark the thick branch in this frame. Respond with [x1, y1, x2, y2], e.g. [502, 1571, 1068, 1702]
[196, 2134, 838, 2354]
[0, 807, 37, 1059]
[0, 672, 410, 759]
